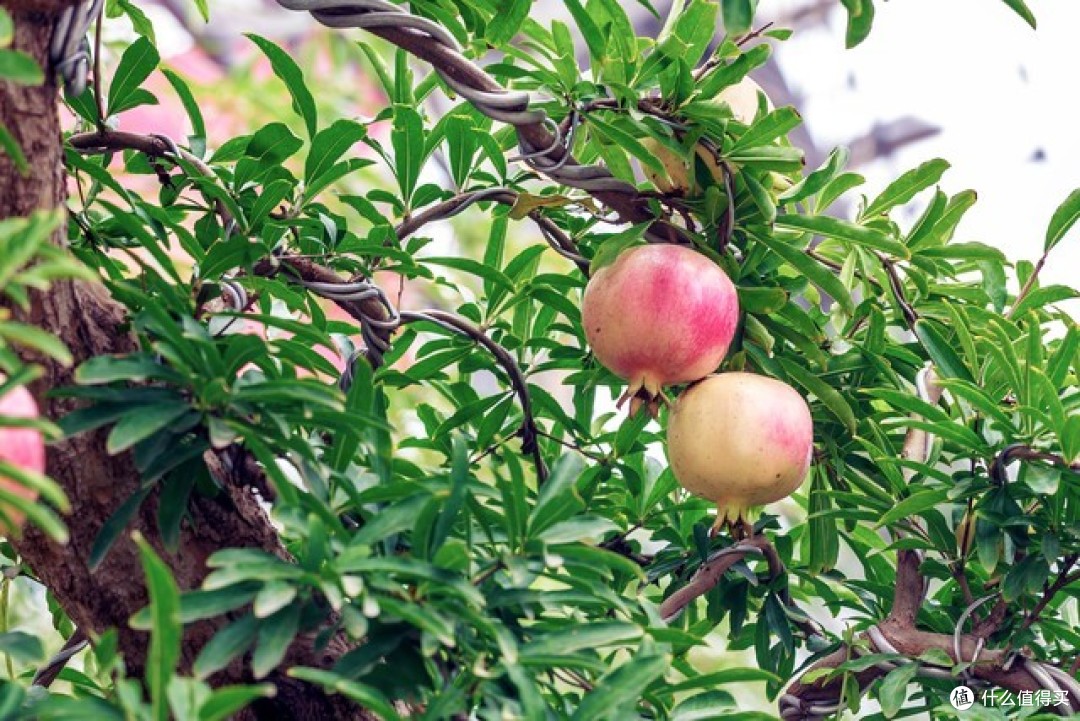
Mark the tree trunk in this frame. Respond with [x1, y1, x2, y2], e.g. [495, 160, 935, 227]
[0, 7, 365, 719]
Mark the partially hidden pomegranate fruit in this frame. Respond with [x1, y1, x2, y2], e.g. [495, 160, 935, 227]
[666, 372, 813, 530]
[642, 76, 773, 195]
[0, 383, 45, 535]
[582, 244, 739, 416]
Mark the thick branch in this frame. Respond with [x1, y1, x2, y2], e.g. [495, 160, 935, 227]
[2, 10, 367, 719]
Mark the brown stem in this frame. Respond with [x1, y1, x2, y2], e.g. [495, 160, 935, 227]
[989, 443, 1080, 486]
[394, 188, 589, 272]
[1007, 252, 1048, 320]
[1018, 556, 1080, 636]
[92, 8, 104, 130]
[881, 256, 918, 330]
[68, 130, 232, 227]
[658, 535, 819, 639]
[358, 24, 692, 245]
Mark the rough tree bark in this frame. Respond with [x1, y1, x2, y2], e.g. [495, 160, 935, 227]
[0, 7, 366, 720]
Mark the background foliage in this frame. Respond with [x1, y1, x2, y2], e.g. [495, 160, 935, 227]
[0, 0, 1078, 719]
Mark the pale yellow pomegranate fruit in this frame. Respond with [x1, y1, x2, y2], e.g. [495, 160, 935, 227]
[667, 372, 813, 528]
[642, 76, 772, 194]
[714, 76, 772, 125]
[582, 245, 739, 416]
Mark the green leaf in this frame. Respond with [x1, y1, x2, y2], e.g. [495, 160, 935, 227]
[564, 0, 606, 66]
[422, 255, 514, 294]
[878, 662, 917, 718]
[656, 0, 719, 66]
[909, 189, 977, 249]
[429, 435, 470, 556]
[106, 402, 193, 455]
[194, 615, 259, 680]
[90, 485, 154, 570]
[391, 105, 425, 203]
[0, 632, 44, 665]
[1001, 0, 1036, 29]
[116, 0, 155, 42]
[775, 214, 908, 258]
[0, 10, 12, 47]
[487, 0, 531, 44]
[1011, 285, 1080, 317]
[666, 667, 781, 693]
[162, 69, 206, 148]
[726, 145, 803, 172]
[529, 454, 586, 535]
[779, 358, 857, 433]
[750, 230, 854, 314]
[198, 685, 276, 721]
[913, 319, 974, 383]
[246, 34, 317, 138]
[304, 119, 367, 190]
[839, 0, 876, 48]
[0, 459, 68, 513]
[108, 37, 160, 116]
[570, 652, 669, 721]
[730, 107, 802, 153]
[288, 668, 402, 720]
[779, 147, 849, 205]
[861, 159, 949, 220]
[721, 0, 757, 35]
[589, 225, 649, 274]
[0, 321, 72, 365]
[522, 622, 642, 658]
[585, 116, 666, 175]
[877, 487, 950, 527]
[186, 0, 209, 20]
[0, 49, 43, 85]
[251, 604, 300, 679]
[246, 122, 303, 165]
[135, 534, 181, 721]
[253, 581, 298, 619]
[1045, 188, 1080, 253]
[738, 286, 788, 314]
[0, 123, 27, 175]
[75, 354, 185, 385]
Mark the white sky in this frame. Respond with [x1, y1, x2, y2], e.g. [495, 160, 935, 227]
[777, 0, 1080, 294]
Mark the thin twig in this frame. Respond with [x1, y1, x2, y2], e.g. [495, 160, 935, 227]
[1007, 252, 1048, 320]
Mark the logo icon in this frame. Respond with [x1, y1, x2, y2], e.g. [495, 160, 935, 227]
[950, 685, 976, 710]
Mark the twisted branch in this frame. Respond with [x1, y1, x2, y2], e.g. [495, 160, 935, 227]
[396, 188, 589, 272]
[780, 366, 1080, 718]
[274, 0, 694, 245]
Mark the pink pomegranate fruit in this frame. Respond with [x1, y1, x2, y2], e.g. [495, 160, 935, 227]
[667, 373, 813, 530]
[0, 383, 45, 534]
[582, 244, 739, 415]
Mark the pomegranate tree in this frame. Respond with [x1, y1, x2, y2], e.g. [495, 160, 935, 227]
[582, 244, 739, 416]
[0, 384, 45, 534]
[666, 372, 813, 529]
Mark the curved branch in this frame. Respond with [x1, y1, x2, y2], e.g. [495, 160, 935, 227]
[990, 443, 1080, 486]
[275, 0, 694, 245]
[658, 535, 821, 640]
[68, 130, 233, 228]
[400, 309, 546, 483]
[70, 130, 589, 274]
[659, 538, 771, 621]
[395, 188, 589, 272]
[781, 366, 1080, 719]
